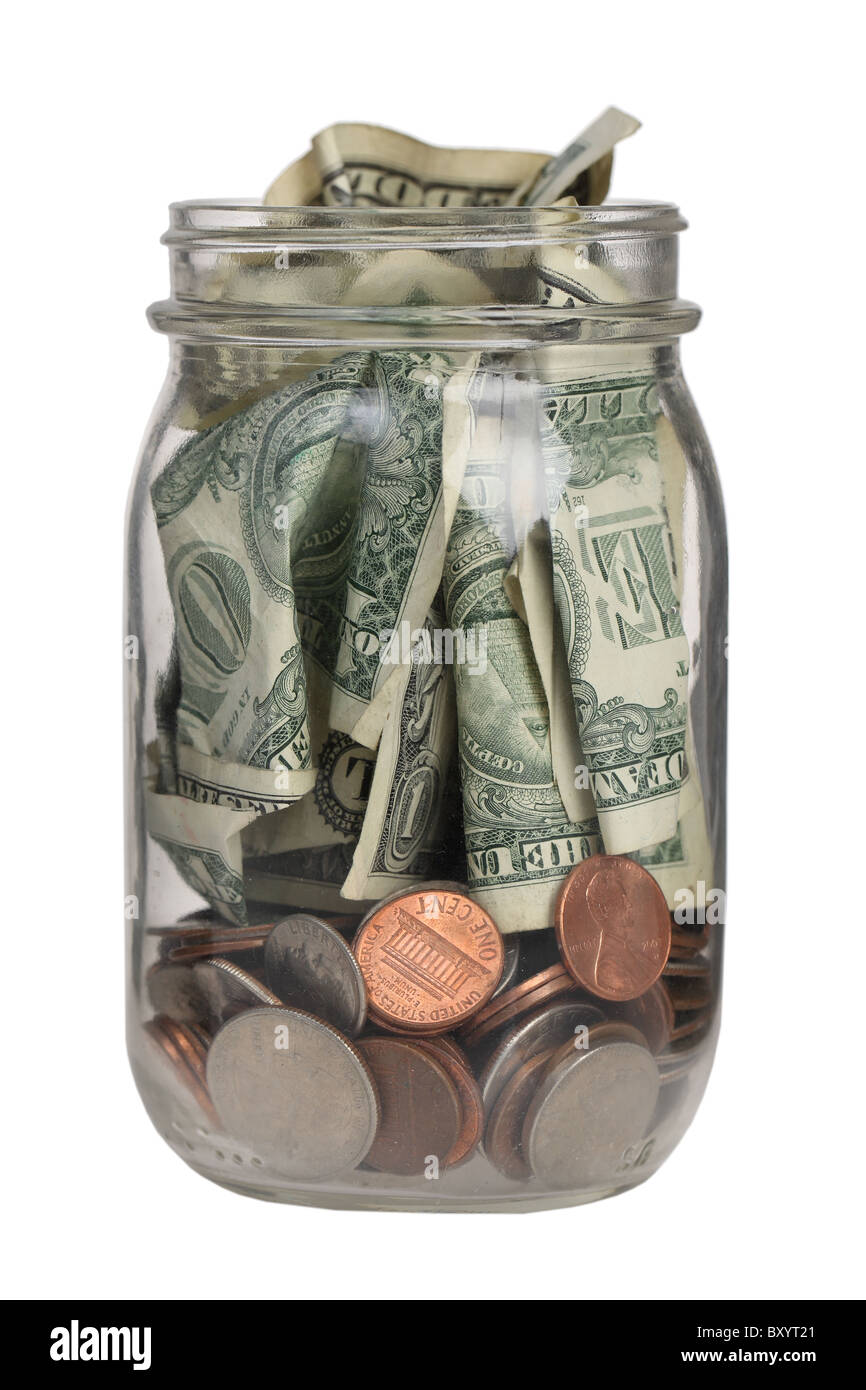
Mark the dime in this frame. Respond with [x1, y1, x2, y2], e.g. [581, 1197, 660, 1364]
[492, 937, 521, 998]
[415, 1038, 484, 1167]
[522, 1032, 660, 1189]
[207, 1007, 380, 1179]
[192, 956, 283, 1031]
[485, 1048, 557, 1181]
[609, 980, 676, 1055]
[264, 914, 367, 1037]
[353, 883, 504, 1035]
[478, 998, 606, 1114]
[357, 1037, 462, 1176]
[555, 855, 671, 1002]
[459, 964, 576, 1051]
[146, 961, 210, 1023]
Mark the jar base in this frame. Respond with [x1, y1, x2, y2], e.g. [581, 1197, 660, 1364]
[187, 1160, 651, 1213]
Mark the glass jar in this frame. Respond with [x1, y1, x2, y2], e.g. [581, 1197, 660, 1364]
[125, 202, 726, 1211]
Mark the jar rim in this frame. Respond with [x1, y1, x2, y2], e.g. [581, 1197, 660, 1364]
[163, 199, 687, 247]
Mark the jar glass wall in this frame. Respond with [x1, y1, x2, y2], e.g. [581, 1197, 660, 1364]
[125, 205, 726, 1210]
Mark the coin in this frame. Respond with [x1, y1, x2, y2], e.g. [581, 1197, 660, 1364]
[459, 964, 576, 1051]
[478, 997, 606, 1114]
[353, 882, 504, 1035]
[144, 1016, 218, 1124]
[357, 1037, 462, 1176]
[609, 980, 676, 1055]
[492, 937, 520, 998]
[192, 956, 283, 1031]
[206, 1007, 379, 1179]
[522, 1032, 660, 1189]
[555, 855, 671, 1002]
[670, 922, 710, 957]
[264, 914, 366, 1036]
[146, 961, 210, 1023]
[415, 1038, 484, 1167]
[663, 956, 712, 978]
[664, 974, 712, 1012]
[167, 925, 271, 964]
[485, 1048, 557, 1181]
[670, 1007, 713, 1043]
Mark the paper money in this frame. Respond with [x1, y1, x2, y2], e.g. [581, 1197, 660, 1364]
[341, 607, 457, 900]
[540, 369, 690, 853]
[514, 107, 640, 207]
[266, 123, 548, 208]
[442, 370, 602, 933]
[146, 782, 253, 926]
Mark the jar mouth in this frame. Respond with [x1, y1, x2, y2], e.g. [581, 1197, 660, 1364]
[163, 199, 688, 248]
[153, 198, 698, 346]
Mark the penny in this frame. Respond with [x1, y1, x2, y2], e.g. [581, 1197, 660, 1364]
[665, 975, 712, 1012]
[555, 855, 671, 1002]
[670, 922, 710, 957]
[609, 980, 676, 1055]
[144, 1016, 218, 1124]
[459, 964, 575, 1051]
[415, 1038, 484, 1167]
[485, 1048, 557, 1181]
[670, 1007, 713, 1043]
[663, 956, 711, 978]
[207, 1007, 379, 1178]
[159, 1017, 214, 1104]
[522, 1032, 660, 1189]
[147, 961, 211, 1023]
[264, 914, 366, 1037]
[167, 926, 271, 964]
[353, 882, 504, 1035]
[192, 956, 283, 1031]
[478, 998, 606, 1114]
[357, 1037, 462, 1176]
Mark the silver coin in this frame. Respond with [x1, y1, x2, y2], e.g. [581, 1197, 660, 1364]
[479, 998, 605, 1114]
[192, 956, 283, 1031]
[206, 1007, 379, 1179]
[146, 961, 210, 1023]
[522, 1037, 660, 1189]
[264, 914, 366, 1036]
[491, 937, 521, 999]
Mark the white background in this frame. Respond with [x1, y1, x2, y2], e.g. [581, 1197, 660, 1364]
[2, 0, 864, 1302]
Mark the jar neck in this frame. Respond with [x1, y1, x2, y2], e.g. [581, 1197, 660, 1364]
[149, 203, 700, 351]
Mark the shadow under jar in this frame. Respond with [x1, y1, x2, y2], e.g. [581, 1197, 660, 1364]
[125, 202, 726, 1211]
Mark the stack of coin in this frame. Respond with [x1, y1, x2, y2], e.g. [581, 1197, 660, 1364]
[141, 856, 718, 1190]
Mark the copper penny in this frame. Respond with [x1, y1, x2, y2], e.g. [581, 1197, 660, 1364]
[353, 883, 504, 1035]
[485, 1048, 557, 1181]
[144, 1016, 218, 1124]
[609, 980, 676, 1055]
[459, 965, 575, 1050]
[357, 1037, 462, 1176]
[670, 922, 710, 957]
[415, 1039, 484, 1167]
[167, 927, 271, 963]
[555, 855, 671, 1002]
[664, 974, 712, 1012]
